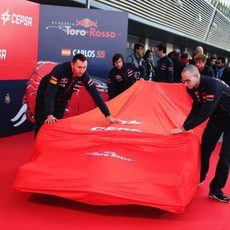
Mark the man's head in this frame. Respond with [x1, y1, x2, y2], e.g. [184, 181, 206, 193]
[194, 53, 207, 72]
[71, 53, 88, 78]
[156, 44, 166, 58]
[180, 52, 189, 64]
[112, 53, 124, 70]
[195, 46, 204, 55]
[173, 50, 181, 59]
[216, 56, 226, 69]
[143, 49, 154, 61]
[210, 56, 217, 66]
[134, 43, 144, 58]
[181, 64, 201, 89]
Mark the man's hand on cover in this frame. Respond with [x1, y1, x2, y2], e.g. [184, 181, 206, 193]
[106, 116, 124, 124]
[45, 115, 58, 124]
[170, 127, 185, 134]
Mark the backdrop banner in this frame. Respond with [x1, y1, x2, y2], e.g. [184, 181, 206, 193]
[38, 5, 128, 79]
[0, 80, 34, 137]
[0, 0, 39, 80]
[0, 0, 39, 137]
[0, 3, 128, 137]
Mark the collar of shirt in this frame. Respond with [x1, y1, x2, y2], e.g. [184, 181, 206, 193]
[216, 67, 225, 79]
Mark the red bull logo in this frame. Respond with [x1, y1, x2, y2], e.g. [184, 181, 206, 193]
[76, 18, 97, 28]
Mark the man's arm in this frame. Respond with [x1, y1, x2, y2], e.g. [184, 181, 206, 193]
[107, 71, 117, 100]
[43, 67, 62, 123]
[167, 60, 174, 82]
[183, 99, 201, 126]
[171, 99, 200, 134]
[221, 68, 230, 86]
[84, 73, 110, 117]
[136, 64, 146, 80]
[183, 87, 221, 131]
[208, 67, 215, 78]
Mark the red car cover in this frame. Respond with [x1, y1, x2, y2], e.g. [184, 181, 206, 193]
[14, 81, 205, 213]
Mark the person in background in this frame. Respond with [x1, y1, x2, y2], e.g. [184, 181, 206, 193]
[190, 46, 211, 67]
[210, 56, 217, 73]
[180, 52, 190, 65]
[127, 43, 147, 80]
[171, 65, 230, 203]
[215, 56, 230, 86]
[35, 53, 121, 136]
[167, 51, 175, 61]
[194, 53, 214, 78]
[155, 44, 174, 82]
[107, 53, 145, 100]
[171, 50, 186, 83]
[143, 50, 155, 81]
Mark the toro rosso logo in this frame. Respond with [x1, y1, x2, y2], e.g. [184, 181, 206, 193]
[46, 18, 117, 39]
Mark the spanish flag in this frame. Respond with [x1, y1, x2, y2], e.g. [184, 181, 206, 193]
[61, 49, 71, 56]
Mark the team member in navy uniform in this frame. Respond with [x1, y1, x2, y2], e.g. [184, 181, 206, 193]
[155, 44, 174, 82]
[107, 53, 145, 100]
[35, 53, 119, 136]
[171, 65, 230, 203]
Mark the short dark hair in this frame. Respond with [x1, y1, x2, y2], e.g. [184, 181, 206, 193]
[134, 43, 144, 51]
[72, 53, 87, 63]
[217, 56, 225, 64]
[156, 44, 166, 54]
[112, 53, 125, 65]
[181, 52, 189, 59]
[210, 56, 217, 61]
[167, 51, 174, 60]
[173, 50, 181, 59]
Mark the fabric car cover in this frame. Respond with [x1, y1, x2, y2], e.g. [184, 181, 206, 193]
[14, 81, 206, 213]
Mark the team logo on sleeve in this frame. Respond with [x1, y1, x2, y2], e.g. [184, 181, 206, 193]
[60, 78, 68, 84]
[115, 75, 122, 81]
[203, 94, 215, 102]
[88, 78, 94, 86]
[49, 76, 58, 85]
[127, 69, 134, 77]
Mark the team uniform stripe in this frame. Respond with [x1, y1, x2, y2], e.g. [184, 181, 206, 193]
[205, 95, 215, 98]
[88, 79, 94, 86]
[51, 76, 58, 81]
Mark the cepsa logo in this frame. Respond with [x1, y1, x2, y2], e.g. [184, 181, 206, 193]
[91, 127, 142, 132]
[61, 48, 106, 59]
[46, 18, 118, 39]
[0, 9, 32, 27]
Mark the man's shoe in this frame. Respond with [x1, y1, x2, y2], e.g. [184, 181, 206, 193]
[208, 191, 229, 203]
